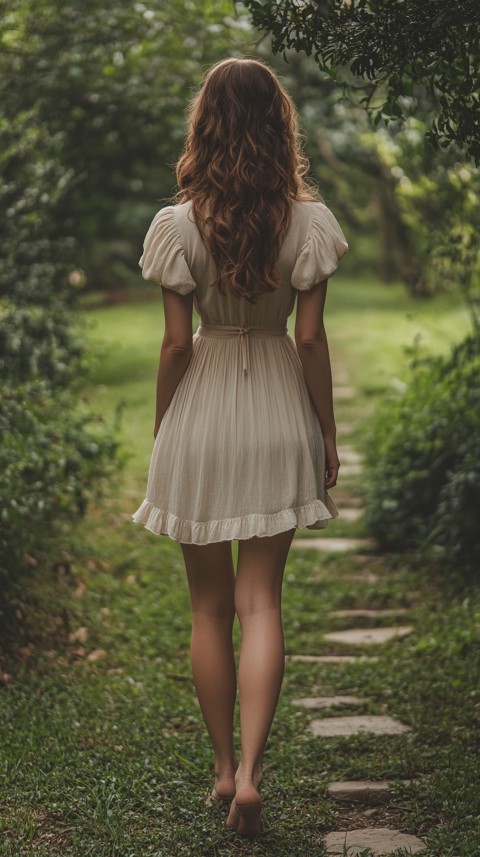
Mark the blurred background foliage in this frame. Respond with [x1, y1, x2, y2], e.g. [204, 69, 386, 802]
[0, 0, 479, 590]
[244, 0, 480, 575]
[2, 0, 479, 301]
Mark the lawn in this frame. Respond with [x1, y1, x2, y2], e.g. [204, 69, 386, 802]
[0, 276, 478, 857]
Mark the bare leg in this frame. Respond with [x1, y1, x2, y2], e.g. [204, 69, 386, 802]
[181, 539, 238, 799]
[228, 528, 296, 832]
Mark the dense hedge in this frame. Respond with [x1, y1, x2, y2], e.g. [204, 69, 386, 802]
[0, 101, 121, 594]
[0, 380, 119, 584]
[0, 301, 89, 385]
[360, 332, 480, 575]
[0, 305, 122, 589]
[0, 295, 121, 587]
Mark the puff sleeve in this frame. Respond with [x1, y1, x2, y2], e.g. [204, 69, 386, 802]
[291, 202, 349, 291]
[139, 206, 196, 295]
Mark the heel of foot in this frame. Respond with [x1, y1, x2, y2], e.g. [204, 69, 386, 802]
[225, 800, 239, 831]
[235, 800, 263, 837]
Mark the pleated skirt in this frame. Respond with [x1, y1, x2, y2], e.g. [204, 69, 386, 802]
[132, 327, 338, 544]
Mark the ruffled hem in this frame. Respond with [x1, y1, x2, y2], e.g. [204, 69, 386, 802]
[131, 495, 339, 544]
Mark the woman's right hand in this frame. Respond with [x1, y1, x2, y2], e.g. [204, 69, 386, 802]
[324, 437, 340, 489]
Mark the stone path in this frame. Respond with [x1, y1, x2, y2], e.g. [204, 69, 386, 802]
[333, 492, 364, 508]
[309, 715, 411, 737]
[337, 462, 364, 479]
[329, 609, 408, 619]
[286, 654, 379, 664]
[327, 780, 392, 805]
[337, 446, 363, 465]
[293, 695, 364, 710]
[324, 627, 413, 646]
[325, 828, 426, 855]
[334, 386, 357, 400]
[287, 369, 426, 854]
[336, 506, 364, 522]
[291, 537, 377, 553]
[335, 421, 354, 433]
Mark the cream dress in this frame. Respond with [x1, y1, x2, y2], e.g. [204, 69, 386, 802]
[132, 199, 349, 544]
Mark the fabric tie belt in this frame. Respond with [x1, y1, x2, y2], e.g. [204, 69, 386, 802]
[197, 322, 288, 375]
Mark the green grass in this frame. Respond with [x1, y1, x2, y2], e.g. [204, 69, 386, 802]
[0, 277, 478, 856]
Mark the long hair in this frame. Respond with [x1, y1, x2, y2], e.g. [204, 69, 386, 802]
[172, 57, 323, 303]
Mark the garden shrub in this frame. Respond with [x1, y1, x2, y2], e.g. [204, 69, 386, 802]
[0, 104, 122, 597]
[360, 332, 480, 575]
[0, 380, 120, 585]
[0, 300, 89, 386]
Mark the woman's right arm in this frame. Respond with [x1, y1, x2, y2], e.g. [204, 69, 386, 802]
[294, 279, 340, 489]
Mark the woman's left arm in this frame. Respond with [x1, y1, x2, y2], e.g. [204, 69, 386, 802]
[153, 288, 194, 438]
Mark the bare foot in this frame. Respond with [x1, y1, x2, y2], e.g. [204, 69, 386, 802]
[206, 760, 238, 805]
[225, 763, 263, 832]
[234, 800, 265, 837]
[234, 760, 263, 796]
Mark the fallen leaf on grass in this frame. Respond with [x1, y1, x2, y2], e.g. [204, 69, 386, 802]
[73, 646, 86, 658]
[69, 627, 88, 644]
[86, 649, 107, 662]
[18, 646, 33, 659]
[73, 581, 87, 598]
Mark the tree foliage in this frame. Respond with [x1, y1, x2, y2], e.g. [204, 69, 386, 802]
[1, 0, 253, 275]
[353, 121, 480, 310]
[240, 0, 480, 165]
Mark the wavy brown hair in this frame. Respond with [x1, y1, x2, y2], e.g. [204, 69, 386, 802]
[172, 57, 323, 303]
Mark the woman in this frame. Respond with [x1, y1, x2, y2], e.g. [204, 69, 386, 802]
[132, 56, 348, 838]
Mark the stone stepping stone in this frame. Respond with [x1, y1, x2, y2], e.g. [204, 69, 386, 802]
[344, 495, 365, 507]
[334, 386, 357, 400]
[338, 462, 363, 478]
[325, 827, 426, 855]
[337, 506, 364, 522]
[286, 655, 379, 664]
[329, 609, 408, 620]
[333, 489, 364, 504]
[293, 695, 364, 710]
[331, 366, 351, 385]
[309, 715, 411, 737]
[327, 780, 392, 805]
[337, 446, 363, 465]
[291, 537, 377, 553]
[323, 627, 413, 646]
[333, 375, 352, 388]
[335, 422, 355, 435]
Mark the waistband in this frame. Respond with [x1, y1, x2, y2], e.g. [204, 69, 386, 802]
[197, 322, 288, 337]
[196, 322, 288, 374]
